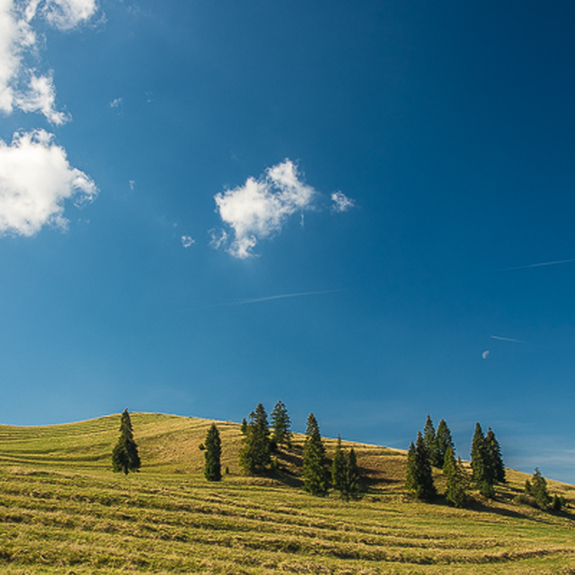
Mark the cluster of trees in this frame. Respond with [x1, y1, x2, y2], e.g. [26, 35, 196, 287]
[522, 468, 566, 511]
[405, 415, 505, 507]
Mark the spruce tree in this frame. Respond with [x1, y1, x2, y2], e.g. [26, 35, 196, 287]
[343, 447, 361, 500]
[271, 400, 292, 447]
[470, 422, 494, 496]
[112, 409, 141, 475]
[302, 413, 329, 496]
[331, 435, 346, 493]
[239, 403, 271, 474]
[443, 446, 468, 508]
[485, 427, 505, 483]
[405, 431, 436, 500]
[435, 419, 455, 468]
[423, 415, 438, 465]
[527, 468, 551, 509]
[204, 423, 222, 481]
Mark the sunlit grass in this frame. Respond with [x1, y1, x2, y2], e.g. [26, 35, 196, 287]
[0, 413, 574, 573]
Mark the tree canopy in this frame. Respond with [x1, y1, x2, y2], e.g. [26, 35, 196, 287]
[112, 409, 141, 475]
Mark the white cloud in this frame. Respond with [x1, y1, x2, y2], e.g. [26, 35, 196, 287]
[0, 130, 97, 236]
[213, 159, 317, 258]
[181, 235, 194, 248]
[0, 0, 97, 122]
[331, 190, 355, 213]
[110, 97, 122, 108]
[42, 0, 98, 30]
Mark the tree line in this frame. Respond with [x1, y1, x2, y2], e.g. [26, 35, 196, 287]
[111, 409, 565, 511]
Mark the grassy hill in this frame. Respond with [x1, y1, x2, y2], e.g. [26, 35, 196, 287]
[0, 413, 574, 574]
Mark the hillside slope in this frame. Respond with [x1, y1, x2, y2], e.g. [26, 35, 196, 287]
[0, 413, 574, 574]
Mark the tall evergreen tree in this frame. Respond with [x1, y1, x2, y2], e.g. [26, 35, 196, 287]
[204, 423, 222, 481]
[405, 431, 436, 500]
[485, 427, 505, 483]
[470, 422, 494, 496]
[423, 414, 437, 464]
[331, 435, 346, 493]
[239, 403, 271, 474]
[112, 409, 141, 475]
[434, 419, 455, 468]
[302, 413, 329, 496]
[443, 446, 468, 508]
[270, 400, 292, 447]
[526, 468, 551, 509]
[343, 447, 361, 500]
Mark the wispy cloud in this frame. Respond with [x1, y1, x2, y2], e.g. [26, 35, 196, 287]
[490, 335, 526, 344]
[181, 235, 195, 248]
[213, 289, 347, 307]
[501, 258, 575, 271]
[212, 159, 354, 258]
[331, 191, 355, 213]
[0, 129, 98, 236]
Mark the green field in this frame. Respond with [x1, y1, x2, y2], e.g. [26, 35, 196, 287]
[0, 413, 574, 574]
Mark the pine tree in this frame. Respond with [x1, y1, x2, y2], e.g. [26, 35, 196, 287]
[343, 447, 361, 500]
[485, 427, 505, 483]
[331, 435, 346, 493]
[435, 419, 455, 468]
[270, 400, 292, 447]
[443, 446, 468, 507]
[204, 423, 222, 481]
[112, 409, 141, 475]
[423, 415, 438, 465]
[470, 422, 494, 496]
[527, 468, 551, 509]
[239, 403, 271, 474]
[302, 413, 329, 496]
[405, 431, 436, 500]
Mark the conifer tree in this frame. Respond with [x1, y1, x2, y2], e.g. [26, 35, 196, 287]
[423, 415, 438, 464]
[470, 422, 494, 496]
[239, 403, 271, 474]
[331, 435, 346, 493]
[443, 446, 468, 507]
[270, 400, 292, 447]
[527, 468, 551, 509]
[343, 447, 361, 500]
[204, 423, 222, 481]
[405, 431, 436, 500]
[302, 413, 329, 496]
[434, 419, 455, 468]
[485, 427, 505, 483]
[112, 409, 141, 475]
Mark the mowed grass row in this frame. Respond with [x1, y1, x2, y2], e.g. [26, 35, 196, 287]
[1, 413, 575, 574]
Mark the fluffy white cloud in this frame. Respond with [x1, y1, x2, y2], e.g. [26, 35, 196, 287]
[0, 130, 98, 236]
[213, 160, 317, 258]
[331, 190, 355, 213]
[0, 0, 97, 122]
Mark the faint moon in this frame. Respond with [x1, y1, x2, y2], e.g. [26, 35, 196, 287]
[482, 350, 490, 359]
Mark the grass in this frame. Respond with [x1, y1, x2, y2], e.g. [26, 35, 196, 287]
[0, 413, 574, 574]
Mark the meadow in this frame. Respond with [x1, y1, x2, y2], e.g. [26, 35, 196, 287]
[0, 413, 574, 574]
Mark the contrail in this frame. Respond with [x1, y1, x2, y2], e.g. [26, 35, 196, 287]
[490, 335, 525, 344]
[230, 289, 347, 306]
[502, 258, 575, 271]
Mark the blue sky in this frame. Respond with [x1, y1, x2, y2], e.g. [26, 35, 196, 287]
[1, 0, 575, 482]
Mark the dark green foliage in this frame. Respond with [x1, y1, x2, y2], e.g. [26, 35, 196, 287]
[470, 422, 494, 494]
[240, 418, 248, 435]
[302, 413, 330, 496]
[203, 423, 222, 481]
[526, 468, 551, 509]
[332, 435, 346, 492]
[485, 427, 505, 483]
[239, 403, 271, 475]
[435, 419, 455, 468]
[332, 436, 361, 500]
[405, 431, 436, 500]
[443, 447, 469, 508]
[270, 400, 292, 447]
[423, 415, 438, 466]
[112, 409, 141, 475]
[552, 494, 566, 511]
